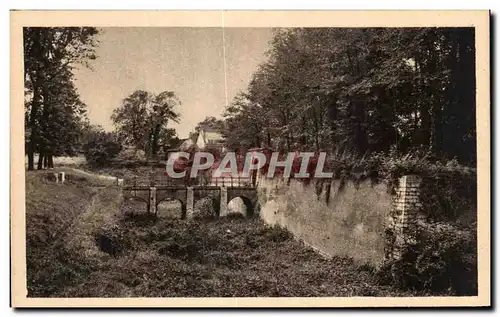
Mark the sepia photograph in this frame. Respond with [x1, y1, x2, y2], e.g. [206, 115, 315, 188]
[10, 10, 490, 307]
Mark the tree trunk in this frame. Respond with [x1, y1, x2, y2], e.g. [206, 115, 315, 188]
[351, 99, 368, 155]
[27, 83, 41, 171]
[43, 155, 48, 168]
[26, 29, 44, 171]
[266, 126, 271, 147]
[416, 57, 431, 148]
[37, 151, 44, 170]
[312, 105, 320, 152]
[27, 150, 34, 171]
[48, 154, 54, 169]
[151, 125, 160, 156]
[300, 116, 307, 147]
[255, 133, 261, 148]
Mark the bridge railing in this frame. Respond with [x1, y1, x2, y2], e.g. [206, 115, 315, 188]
[209, 176, 253, 187]
[123, 172, 256, 188]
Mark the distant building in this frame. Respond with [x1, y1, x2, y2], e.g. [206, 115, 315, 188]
[196, 126, 225, 152]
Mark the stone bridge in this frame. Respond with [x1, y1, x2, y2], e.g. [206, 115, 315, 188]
[122, 183, 258, 218]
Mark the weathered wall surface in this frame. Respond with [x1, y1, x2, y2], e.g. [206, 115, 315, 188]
[257, 178, 392, 266]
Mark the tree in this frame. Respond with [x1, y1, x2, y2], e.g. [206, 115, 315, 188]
[223, 93, 265, 151]
[195, 116, 225, 133]
[36, 67, 88, 168]
[82, 126, 122, 167]
[224, 27, 476, 165]
[24, 27, 99, 170]
[159, 127, 180, 152]
[111, 90, 181, 157]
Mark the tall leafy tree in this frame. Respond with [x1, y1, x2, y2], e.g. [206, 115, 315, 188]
[223, 93, 265, 151]
[111, 90, 181, 157]
[24, 27, 99, 170]
[195, 116, 225, 134]
[224, 27, 476, 165]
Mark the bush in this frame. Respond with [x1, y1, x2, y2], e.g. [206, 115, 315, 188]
[116, 147, 146, 162]
[265, 224, 294, 243]
[324, 149, 475, 188]
[94, 227, 135, 256]
[83, 131, 122, 167]
[380, 222, 477, 295]
[419, 172, 476, 224]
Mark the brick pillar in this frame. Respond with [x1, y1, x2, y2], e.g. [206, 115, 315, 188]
[149, 187, 157, 214]
[186, 187, 194, 219]
[219, 186, 228, 217]
[387, 175, 422, 261]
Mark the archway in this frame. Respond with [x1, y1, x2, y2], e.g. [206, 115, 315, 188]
[227, 196, 254, 218]
[156, 199, 185, 219]
[122, 196, 149, 215]
[193, 196, 220, 219]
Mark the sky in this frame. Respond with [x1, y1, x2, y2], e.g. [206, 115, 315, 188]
[73, 27, 274, 138]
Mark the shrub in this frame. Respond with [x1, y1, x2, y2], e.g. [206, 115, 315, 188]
[380, 222, 477, 295]
[94, 227, 135, 256]
[265, 224, 294, 243]
[324, 149, 475, 189]
[116, 147, 147, 162]
[83, 131, 122, 167]
[419, 172, 476, 224]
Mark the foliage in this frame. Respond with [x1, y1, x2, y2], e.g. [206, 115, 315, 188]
[82, 127, 122, 167]
[115, 147, 147, 163]
[223, 93, 265, 152]
[195, 116, 225, 134]
[24, 27, 99, 170]
[223, 28, 476, 165]
[314, 149, 476, 191]
[111, 90, 181, 157]
[379, 222, 477, 295]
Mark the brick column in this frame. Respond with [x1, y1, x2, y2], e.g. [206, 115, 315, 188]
[387, 175, 422, 261]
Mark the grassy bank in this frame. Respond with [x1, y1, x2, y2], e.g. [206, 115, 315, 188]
[26, 169, 420, 297]
[61, 214, 422, 297]
[26, 170, 122, 297]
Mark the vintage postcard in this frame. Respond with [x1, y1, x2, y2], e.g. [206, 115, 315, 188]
[10, 10, 490, 307]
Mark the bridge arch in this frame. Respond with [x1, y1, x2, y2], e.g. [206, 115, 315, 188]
[193, 196, 220, 219]
[156, 199, 186, 219]
[122, 196, 150, 214]
[227, 195, 255, 217]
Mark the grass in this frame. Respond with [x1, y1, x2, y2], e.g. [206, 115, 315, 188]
[25, 168, 421, 298]
[56, 215, 420, 297]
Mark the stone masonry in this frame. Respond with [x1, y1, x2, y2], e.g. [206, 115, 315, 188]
[386, 175, 422, 261]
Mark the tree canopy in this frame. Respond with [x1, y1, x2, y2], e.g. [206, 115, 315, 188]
[111, 90, 181, 157]
[24, 27, 99, 170]
[223, 28, 476, 165]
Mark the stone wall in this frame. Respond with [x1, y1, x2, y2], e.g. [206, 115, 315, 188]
[257, 177, 392, 266]
[256, 175, 426, 266]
